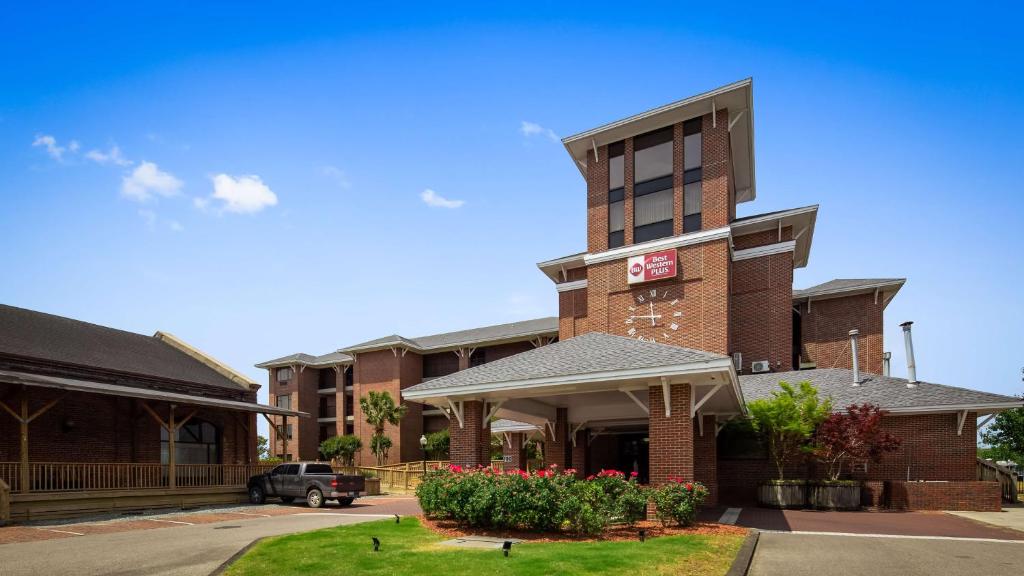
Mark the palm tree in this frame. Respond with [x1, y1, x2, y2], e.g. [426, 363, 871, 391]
[359, 390, 407, 465]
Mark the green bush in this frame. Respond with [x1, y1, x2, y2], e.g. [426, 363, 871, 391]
[423, 429, 450, 460]
[651, 479, 708, 527]
[319, 435, 362, 466]
[416, 465, 660, 535]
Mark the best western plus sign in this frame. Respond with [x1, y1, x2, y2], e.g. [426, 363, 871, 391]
[626, 248, 678, 284]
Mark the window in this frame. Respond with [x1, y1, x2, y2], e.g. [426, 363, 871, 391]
[161, 419, 221, 465]
[276, 394, 291, 411]
[285, 424, 293, 440]
[683, 118, 702, 232]
[305, 464, 334, 474]
[608, 141, 625, 248]
[470, 348, 487, 368]
[633, 128, 674, 243]
[276, 367, 293, 383]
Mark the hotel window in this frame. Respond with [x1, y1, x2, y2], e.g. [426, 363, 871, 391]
[276, 367, 293, 383]
[276, 394, 291, 411]
[683, 118, 702, 232]
[608, 141, 625, 248]
[633, 127, 674, 243]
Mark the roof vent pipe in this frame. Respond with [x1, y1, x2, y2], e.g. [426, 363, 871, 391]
[849, 329, 860, 386]
[882, 352, 891, 377]
[900, 321, 918, 387]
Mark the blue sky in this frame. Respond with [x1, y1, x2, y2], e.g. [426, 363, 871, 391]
[2, 3, 1021, 434]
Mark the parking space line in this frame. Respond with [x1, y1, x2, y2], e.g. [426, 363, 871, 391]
[145, 518, 194, 525]
[760, 529, 1024, 543]
[34, 528, 85, 536]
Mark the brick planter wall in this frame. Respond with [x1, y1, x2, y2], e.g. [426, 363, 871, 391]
[887, 481, 1002, 512]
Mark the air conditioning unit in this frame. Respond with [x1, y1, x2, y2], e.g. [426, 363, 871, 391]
[751, 360, 770, 374]
[732, 352, 743, 373]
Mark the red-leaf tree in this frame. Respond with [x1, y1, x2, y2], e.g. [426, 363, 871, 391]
[812, 403, 901, 480]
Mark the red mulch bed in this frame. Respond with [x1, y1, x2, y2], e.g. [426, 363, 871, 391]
[419, 515, 747, 542]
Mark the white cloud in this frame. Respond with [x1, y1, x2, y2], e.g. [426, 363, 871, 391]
[203, 174, 278, 214]
[168, 220, 184, 232]
[322, 165, 351, 189]
[121, 161, 183, 202]
[520, 121, 558, 142]
[420, 188, 464, 209]
[32, 134, 67, 160]
[68, 140, 80, 153]
[85, 145, 132, 166]
[138, 209, 185, 233]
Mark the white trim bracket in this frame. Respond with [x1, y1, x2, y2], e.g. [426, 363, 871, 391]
[661, 377, 671, 418]
[957, 409, 968, 436]
[483, 400, 504, 428]
[447, 399, 465, 429]
[621, 389, 650, 415]
[692, 383, 724, 417]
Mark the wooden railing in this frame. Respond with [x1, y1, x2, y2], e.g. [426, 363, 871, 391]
[338, 466, 423, 491]
[0, 462, 275, 493]
[0, 478, 9, 525]
[977, 458, 1019, 503]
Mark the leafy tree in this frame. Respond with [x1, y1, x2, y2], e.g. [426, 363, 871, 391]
[811, 403, 901, 480]
[319, 434, 362, 466]
[359, 390, 407, 465]
[257, 434, 270, 461]
[747, 381, 831, 480]
[423, 428, 450, 460]
[981, 399, 1024, 464]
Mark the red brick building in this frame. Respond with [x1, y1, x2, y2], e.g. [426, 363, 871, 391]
[261, 79, 1021, 511]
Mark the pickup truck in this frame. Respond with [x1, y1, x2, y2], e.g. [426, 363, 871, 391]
[247, 462, 365, 508]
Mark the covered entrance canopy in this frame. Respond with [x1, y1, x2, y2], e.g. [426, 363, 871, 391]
[403, 332, 745, 482]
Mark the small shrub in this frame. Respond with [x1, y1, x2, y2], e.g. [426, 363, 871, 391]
[651, 479, 708, 527]
[319, 435, 362, 466]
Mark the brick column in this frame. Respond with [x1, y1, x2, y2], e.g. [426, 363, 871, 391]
[504, 432, 527, 471]
[693, 413, 718, 505]
[544, 408, 570, 469]
[570, 428, 586, 477]
[648, 383, 693, 486]
[480, 415, 492, 467]
[450, 400, 489, 468]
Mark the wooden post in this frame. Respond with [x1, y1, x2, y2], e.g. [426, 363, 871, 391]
[168, 405, 176, 489]
[282, 415, 289, 461]
[19, 388, 28, 494]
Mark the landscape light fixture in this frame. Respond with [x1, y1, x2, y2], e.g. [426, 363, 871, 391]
[502, 541, 513, 557]
[638, 529, 646, 543]
[372, 537, 380, 552]
[420, 434, 428, 474]
[395, 514, 400, 524]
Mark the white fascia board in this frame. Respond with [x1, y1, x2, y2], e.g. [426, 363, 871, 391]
[793, 280, 906, 303]
[730, 205, 819, 232]
[556, 279, 588, 293]
[583, 227, 731, 266]
[732, 241, 796, 262]
[872, 402, 1023, 416]
[401, 358, 736, 401]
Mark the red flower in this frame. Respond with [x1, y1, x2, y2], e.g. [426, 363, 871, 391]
[630, 471, 638, 478]
[685, 483, 693, 491]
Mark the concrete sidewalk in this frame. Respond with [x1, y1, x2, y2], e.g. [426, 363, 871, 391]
[750, 532, 1024, 576]
[947, 504, 1024, 534]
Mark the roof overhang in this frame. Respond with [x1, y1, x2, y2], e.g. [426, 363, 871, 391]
[881, 402, 1023, 417]
[562, 78, 756, 204]
[537, 252, 587, 283]
[339, 329, 558, 357]
[731, 205, 818, 268]
[403, 357, 746, 418]
[0, 369, 309, 418]
[794, 279, 906, 309]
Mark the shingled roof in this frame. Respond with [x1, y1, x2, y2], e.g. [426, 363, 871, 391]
[403, 332, 730, 397]
[740, 368, 1020, 414]
[255, 351, 353, 369]
[0, 304, 251, 391]
[793, 278, 905, 300]
[340, 317, 558, 354]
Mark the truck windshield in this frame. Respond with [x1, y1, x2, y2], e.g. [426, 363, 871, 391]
[305, 464, 334, 474]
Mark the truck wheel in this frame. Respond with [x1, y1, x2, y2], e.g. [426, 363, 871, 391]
[338, 497, 355, 507]
[280, 497, 295, 504]
[248, 485, 266, 505]
[306, 488, 324, 509]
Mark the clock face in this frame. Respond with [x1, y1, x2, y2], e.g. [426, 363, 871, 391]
[623, 285, 684, 344]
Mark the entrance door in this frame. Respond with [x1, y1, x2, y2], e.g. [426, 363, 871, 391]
[617, 434, 649, 484]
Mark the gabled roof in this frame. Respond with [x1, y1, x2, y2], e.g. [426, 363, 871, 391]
[403, 332, 733, 399]
[255, 351, 354, 369]
[340, 317, 558, 355]
[740, 368, 1021, 415]
[731, 204, 818, 268]
[793, 278, 905, 308]
[0, 304, 252, 392]
[562, 78, 756, 204]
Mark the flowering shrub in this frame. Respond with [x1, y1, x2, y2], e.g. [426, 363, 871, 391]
[651, 478, 708, 527]
[416, 465, 652, 535]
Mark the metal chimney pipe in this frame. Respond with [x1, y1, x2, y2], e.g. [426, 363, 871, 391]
[849, 329, 860, 386]
[882, 352, 891, 377]
[901, 321, 918, 386]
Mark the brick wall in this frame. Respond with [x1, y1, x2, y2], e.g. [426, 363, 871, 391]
[730, 230, 795, 373]
[0, 385, 252, 465]
[544, 407, 570, 469]
[798, 293, 884, 374]
[352, 350, 405, 465]
[450, 400, 489, 467]
[693, 414, 717, 504]
[887, 481, 1001, 511]
[504, 432, 526, 471]
[702, 109, 731, 229]
[648, 383, 693, 486]
[269, 365, 318, 460]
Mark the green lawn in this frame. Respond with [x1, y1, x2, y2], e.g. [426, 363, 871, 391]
[225, 518, 743, 576]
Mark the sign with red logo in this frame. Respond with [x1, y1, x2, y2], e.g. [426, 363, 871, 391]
[626, 248, 677, 284]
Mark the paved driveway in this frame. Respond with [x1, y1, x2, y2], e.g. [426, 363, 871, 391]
[735, 507, 1024, 540]
[0, 497, 423, 576]
[749, 532, 1024, 576]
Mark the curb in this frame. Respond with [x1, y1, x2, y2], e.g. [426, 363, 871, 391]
[725, 529, 759, 576]
[210, 536, 267, 576]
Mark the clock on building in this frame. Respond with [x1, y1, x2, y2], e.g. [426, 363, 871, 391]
[623, 285, 685, 344]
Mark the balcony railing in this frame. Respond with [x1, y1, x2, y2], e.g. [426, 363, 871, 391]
[0, 462, 276, 493]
